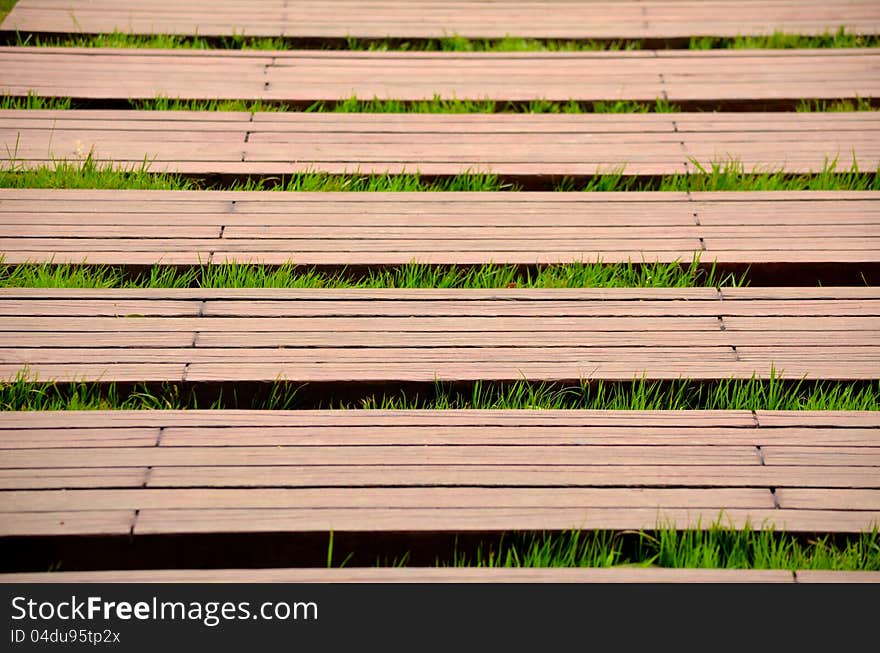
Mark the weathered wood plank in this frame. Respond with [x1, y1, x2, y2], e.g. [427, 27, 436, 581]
[3, 1, 878, 39]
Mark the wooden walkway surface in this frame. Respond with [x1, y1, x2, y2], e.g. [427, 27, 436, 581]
[1, 189, 877, 265]
[2, 47, 877, 103]
[3, 110, 878, 176]
[1, 287, 878, 382]
[0, 410, 877, 536]
[3, 568, 879, 583]
[3, 0, 878, 39]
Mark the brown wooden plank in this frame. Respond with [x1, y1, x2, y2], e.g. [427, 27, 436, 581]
[130, 507, 880, 534]
[3, 1, 878, 39]
[145, 464, 880, 490]
[795, 571, 880, 583]
[775, 489, 880, 511]
[0, 48, 876, 104]
[1, 189, 876, 266]
[0, 487, 775, 511]
[0, 567, 800, 584]
[0, 288, 876, 382]
[2, 110, 877, 177]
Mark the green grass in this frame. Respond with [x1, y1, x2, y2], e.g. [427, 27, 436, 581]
[689, 27, 879, 50]
[2, 373, 877, 412]
[306, 96, 681, 114]
[797, 97, 877, 112]
[0, 0, 15, 24]
[5, 92, 876, 113]
[2, 92, 684, 113]
[2, 155, 876, 192]
[348, 376, 880, 412]
[11, 28, 879, 51]
[0, 258, 739, 290]
[435, 525, 880, 571]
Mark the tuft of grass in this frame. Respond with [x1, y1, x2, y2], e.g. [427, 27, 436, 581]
[0, 258, 740, 290]
[0, 150, 198, 190]
[1, 157, 876, 192]
[12, 28, 879, 51]
[797, 97, 876, 112]
[438, 524, 880, 570]
[0, 93, 682, 114]
[349, 375, 880, 412]
[655, 158, 880, 193]
[306, 95, 679, 114]
[0, 92, 71, 111]
[689, 27, 879, 50]
[4, 373, 875, 413]
[128, 96, 286, 112]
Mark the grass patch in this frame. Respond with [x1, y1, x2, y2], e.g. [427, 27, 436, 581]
[0, 0, 15, 24]
[10, 28, 879, 51]
[2, 93, 683, 113]
[689, 27, 879, 50]
[2, 374, 878, 412]
[1, 156, 877, 192]
[0, 258, 739, 290]
[436, 526, 880, 570]
[797, 97, 877, 112]
[306, 96, 680, 114]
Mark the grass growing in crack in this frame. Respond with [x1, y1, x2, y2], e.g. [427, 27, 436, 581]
[0, 258, 739, 290]
[0, 92, 71, 111]
[11, 28, 879, 51]
[1, 158, 877, 192]
[349, 376, 880, 412]
[0, 152, 199, 190]
[797, 97, 876, 112]
[1, 93, 682, 113]
[689, 27, 879, 50]
[306, 96, 680, 114]
[2, 374, 878, 412]
[436, 526, 880, 570]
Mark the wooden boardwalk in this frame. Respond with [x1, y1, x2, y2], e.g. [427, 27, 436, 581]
[2, 47, 877, 103]
[1, 3, 879, 580]
[0, 410, 877, 538]
[3, 568, 879, 583]
[1, 287, 878, 382]
[3, 0, 878, 39]
[1, 189, 877, 265]
[3, 110, 878, 176]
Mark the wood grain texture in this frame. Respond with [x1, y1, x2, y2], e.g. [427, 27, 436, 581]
[2, 110, 878, 177]
[0, 410, 876, 535]
[3, 1, 878, 39]
[1, 189, 877, 265]
[0, 287, 877, 382]
[0, 567, 808, 584]
[1, 47, 878, 102]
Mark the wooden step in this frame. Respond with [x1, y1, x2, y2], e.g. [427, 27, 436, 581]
[3, 0, 878, 39]
[0, 409, 877, 538]
[1, 188, 877, 265]
[3, 110, 878, 176]
[2, 47, 878, 103]
[0, 287, 878, 382]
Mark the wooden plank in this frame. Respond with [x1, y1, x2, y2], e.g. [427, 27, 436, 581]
[2, 47, 878, 103]
[3, 1, 878, 39]
[1, 189, 876, 266]
[129, 507, 880, 533]
[0, 488, 776, 511]
[2, 110, 877, 177]
[0, 288, 877, 382]
[796, 571, 880, 583]
[0, 567, 800, 584]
